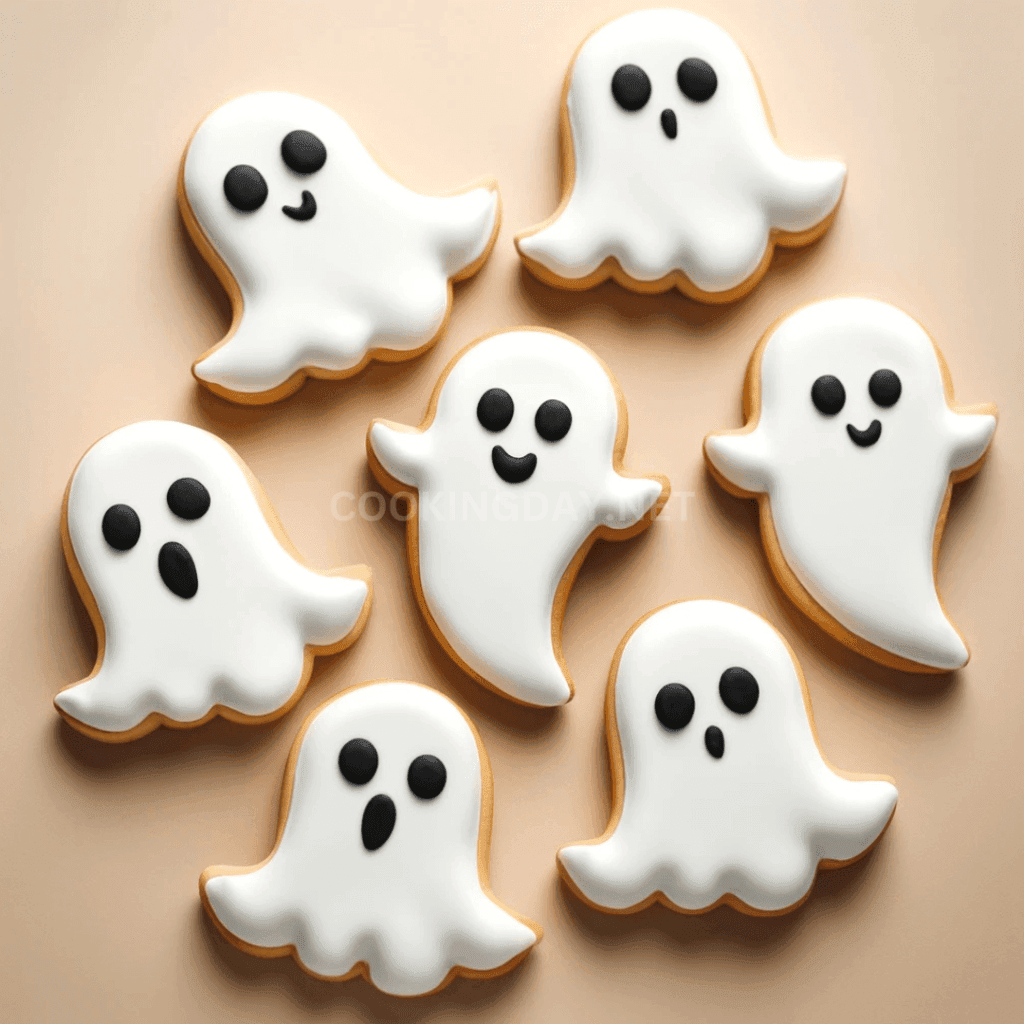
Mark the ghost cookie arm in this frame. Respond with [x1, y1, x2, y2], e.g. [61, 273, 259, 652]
[595, 472, 668, 532]
[945, 406, 997, 476]
[811, 774, 898, 866]
[423, 183, 500, 281]
[760, 152, 846, 236]
[703, 429, 771, 496]
[367, 420, 431, 490]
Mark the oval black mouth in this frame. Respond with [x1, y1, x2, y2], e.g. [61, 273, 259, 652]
[361, 793, 396, 851]
[492, 445, 537, 484]
[661, 108, 677, 139]
[283, 190, 316, 221]
[158, 541, 198, 599]
[704, 725, 724, 759]
[847, 420, 882, 447]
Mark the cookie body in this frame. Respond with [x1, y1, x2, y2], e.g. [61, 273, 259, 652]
[55, 421, 371, 741]
[201, 681, 540, 996]
[516, 9, 845, 302]
[559, 600, 898, 915]
[180, 92, 500, 403]
[704, 298, 997, 672]
[367, 328, 670, 707]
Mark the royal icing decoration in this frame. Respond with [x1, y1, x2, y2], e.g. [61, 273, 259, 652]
[201, 682, 540, 996]
[516, 9, 846, 301]
[367, 329, 669, 707]
[559, 600, 898, 914]
[704, 298, 997, 672]
[54, 421, 371, 740]
[181, 92, 500, 403]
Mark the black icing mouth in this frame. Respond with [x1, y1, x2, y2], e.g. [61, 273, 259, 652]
[492, 445, 537, 484]
[847, 420, 882, 447]
[283, 190, 317, 221]
[704, 725, 724, 759]
[158, 541, 198, 599]
[361, 793, 396, 851]
[660, 108, 677, 139]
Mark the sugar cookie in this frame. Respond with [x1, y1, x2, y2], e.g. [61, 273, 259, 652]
[559, 600, 898, 915]
[180, 92, 500, 404]
[704, 298, 997, 672]
[516, 9, 846, 302]
[367, 328, 670, 707]
[201, 681, 540, 996]
[54, 421, 371, 741]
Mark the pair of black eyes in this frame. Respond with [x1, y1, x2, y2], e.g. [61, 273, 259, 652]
[101, 477, 210, 552]
[223, 129, 327, 212]
[476, 388, 572, 443]
[811, 369, 902, 417]
[338, 738, 447, 800]
[654, 667, 759, 730]
[611, 57, 718, 113]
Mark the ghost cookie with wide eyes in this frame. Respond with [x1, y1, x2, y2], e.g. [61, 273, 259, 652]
[201, 681, 540, 996]
[559, 600, 898, 915]
[704, 298, 997, 672]
[515, 9, 846, 302]
[54, 421, 372, 742]
[367, 328, 670, 708]
[180, 92, 501, 404]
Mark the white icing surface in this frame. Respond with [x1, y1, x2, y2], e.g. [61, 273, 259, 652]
[705, 298, 996, 670]
[203, 682, 538, 995]
[368, 330, 666, 707]
[184, 92, 498, 395]
[55, 421, 369, 734]
[517, 9, 845, 294]
[560, 601, 898, 913]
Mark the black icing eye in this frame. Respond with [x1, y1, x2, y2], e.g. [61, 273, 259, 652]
[869, 369, 902, 408]
[611, 64, 652, 112]
[811, 374, 846, 416]
[677, 57, 718, 102]
[223, 164, 268, 212]
[408, 755, 447, 800]
[166, 478, 210, 520]
[281, 130, 327, 174]
[102, 504, 141, 551]
[654, 683, 695, 731]
[535, 399, 572, 442]
[477, 388, 514, 432]
[719, 667, 759, 715]
[338, 738, 378, 785]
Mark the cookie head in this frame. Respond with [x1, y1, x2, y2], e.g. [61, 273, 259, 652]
[55, 421, 369, 737]
[559, 601, 898, 913]
[516, 9, 845, 295]
[705, 299, 997, 670]
[202, 683, 538, 995]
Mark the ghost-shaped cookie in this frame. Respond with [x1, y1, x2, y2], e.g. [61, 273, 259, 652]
[180, 92, 500, 403]
[54, 421, 371, 741]
[201, 681, 540, 996]
[559, 600, 898, 914]
[366, 329, 670, 707]
[516, 9, 846, 302]
[704, 298, 997, 672]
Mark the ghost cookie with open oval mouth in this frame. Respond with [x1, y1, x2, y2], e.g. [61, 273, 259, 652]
[54, 421, 372, 742]
[367, 328, 670, 708]
[704, 298, 997, 672]
[180, 92, 500, 403]
[201, 681, 540, 996]
[559, 600, 898, 915]
[516, 9, 846, 302]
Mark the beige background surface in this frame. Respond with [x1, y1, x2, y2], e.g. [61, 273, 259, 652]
[1, 1, 1022, 1021]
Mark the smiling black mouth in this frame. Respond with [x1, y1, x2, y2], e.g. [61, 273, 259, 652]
[491, 445, 537, 484]
[283, 190, 316, 221]
[847, 420, 882, 447]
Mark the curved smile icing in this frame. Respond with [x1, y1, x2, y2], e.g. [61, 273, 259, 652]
[283, 190, 317, 221]
[846, 420, 882, 447]
[491, 445, 537, 484]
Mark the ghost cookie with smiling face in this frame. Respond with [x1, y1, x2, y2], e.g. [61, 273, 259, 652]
[704, 298, 997, 672]
[559, 600, 898, 915]
[367, 329, 670, 708]
[516, 9, 846, 302]
[201, 681, 540, 996]
[180, 92, 500, 404]
[54, 421, 372, 742]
